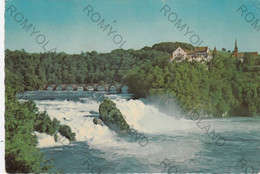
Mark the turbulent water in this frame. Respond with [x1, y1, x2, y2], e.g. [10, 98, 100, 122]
[17, 91, 260, 173]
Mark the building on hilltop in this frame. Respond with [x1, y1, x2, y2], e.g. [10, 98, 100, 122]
[231, 39, 258, 61]
[169, 47, 187, 62]
[169, 46, 213, 62]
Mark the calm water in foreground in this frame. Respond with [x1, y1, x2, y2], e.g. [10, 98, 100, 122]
[17, 91, 260, 173]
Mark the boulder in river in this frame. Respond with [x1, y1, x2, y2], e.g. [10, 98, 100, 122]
[58, 125, 76, 141]
[99, 98, 130, 133]
[93, 118, 104, 126]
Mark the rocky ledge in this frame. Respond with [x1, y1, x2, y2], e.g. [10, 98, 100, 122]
[99, 98, 130, 133]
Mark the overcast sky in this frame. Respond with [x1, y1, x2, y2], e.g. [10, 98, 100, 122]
[4, 0, 260, 53]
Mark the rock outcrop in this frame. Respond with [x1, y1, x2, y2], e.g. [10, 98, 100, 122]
[99, 98, 130, 132]
[58, 125, 76, 141]
[93, 118, 104, 126]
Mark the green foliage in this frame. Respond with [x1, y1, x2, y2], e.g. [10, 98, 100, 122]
[5, 48, 169, 91]
[99, 98, 130, 132]
[125, 52, 260, 117]
[54, 134, 58, 142]
[5, 86, 76, 172]
[34, 111, 60, 136]
[58, 125, 76, 142]
[5, 42, 260, 118]
[152, 42, 194, 54]
[5, 86, 51, 172]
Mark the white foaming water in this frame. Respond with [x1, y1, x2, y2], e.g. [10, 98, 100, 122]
[19, 92, 260, 172]
[35, 99, 118, 148]
[114, 98, 197, 135]
[33, 95, 202, 162]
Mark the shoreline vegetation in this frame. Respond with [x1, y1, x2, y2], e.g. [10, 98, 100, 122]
[5, 41, 260, 117]
[5, 41, 260, 172]
[5, 87, 76, 172]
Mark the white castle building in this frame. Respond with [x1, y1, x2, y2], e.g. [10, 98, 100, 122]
[170, 46, 213, 62]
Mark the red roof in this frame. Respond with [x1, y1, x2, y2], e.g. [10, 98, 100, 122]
[248, 52, 258, 56]
[231, 52, 258, 58]
[194, 47, 208, 52]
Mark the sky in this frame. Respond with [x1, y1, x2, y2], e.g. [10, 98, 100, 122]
[4, 0, 260, 54]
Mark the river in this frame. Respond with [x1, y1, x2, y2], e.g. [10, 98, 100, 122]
[17, 90, 260, 173]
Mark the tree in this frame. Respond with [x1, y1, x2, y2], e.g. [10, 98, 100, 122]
[5, 87, 51, 172]
[5, 86, 76, 172]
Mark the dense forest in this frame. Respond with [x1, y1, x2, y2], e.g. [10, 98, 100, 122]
[4, 41, 260, 171]
[125, 50, 260, 117]
[5, 41, 260, 117]
[5, 46, 170, 91]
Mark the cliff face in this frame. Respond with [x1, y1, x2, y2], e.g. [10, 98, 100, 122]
[99, 98, 130, 133]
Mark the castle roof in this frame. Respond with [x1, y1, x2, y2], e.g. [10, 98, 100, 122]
[231, 52, 258, 58]
[194, 47, 208, 52]
[183, 47, 209, 54]
[247, 52, 258, 56]
[183, 48, 191, 52]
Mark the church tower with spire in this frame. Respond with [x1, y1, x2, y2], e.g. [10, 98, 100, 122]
[234, 39, 238, 57]
[231, 39, 258, 59]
